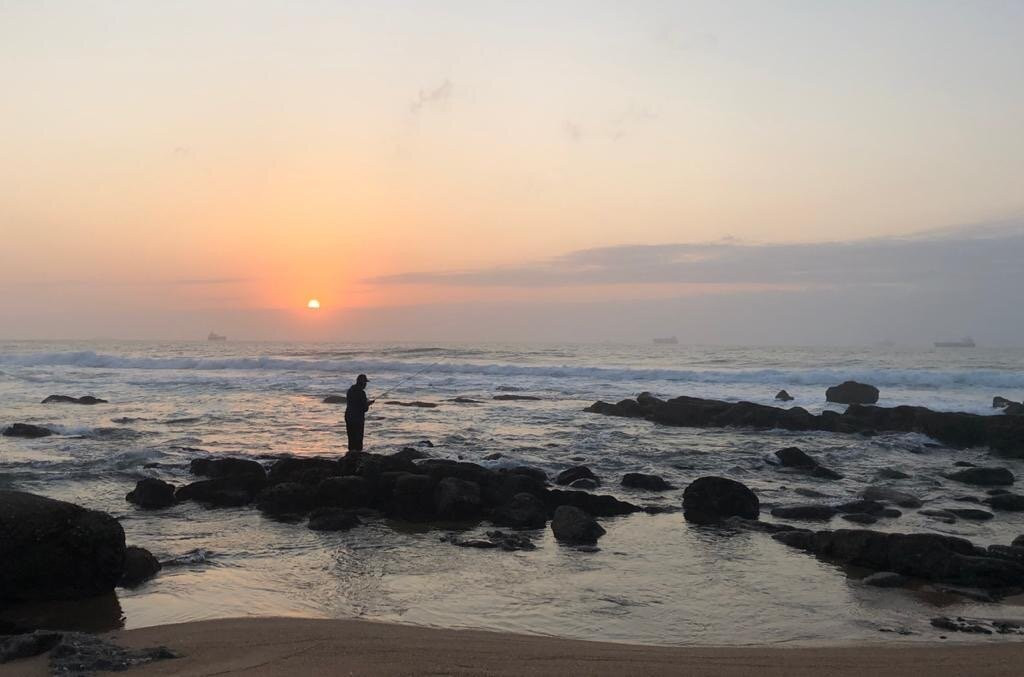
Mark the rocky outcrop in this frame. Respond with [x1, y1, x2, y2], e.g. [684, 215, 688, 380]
[682, 476, 759, 524]
[775, 390, 794, 401]
[434, 477, 482, 520]
[555, 466, 599, 486]
[307, 508, 361, 531]
[190, 457, 266, 481]
[988, 493, 1024, 511]
[861, 485, 922, 508]
[993, 396, 1016, 409]
[585, 393, 1024, 456]
[826, 381, 879, 404]
[2, 423, 53, 438]
[621, 473, 674, 491]
[175, 474, 266, 507]
[0, 491, 125, 602]
[771, 447, 843, 480]
[126, 478, 176, 509]
[945, 467, 1015, 486]
[774, 528, 1024, 589]
[119, 546, 161, 587]
[491, 493, 548, 528]
[256, 482, 314, 518]
[41, 395, 108, 404]
[551, 506, 605, 544]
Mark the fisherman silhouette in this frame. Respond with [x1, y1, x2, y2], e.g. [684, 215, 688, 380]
[344, 374, 373, 451]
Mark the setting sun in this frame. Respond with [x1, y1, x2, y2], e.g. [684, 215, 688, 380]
[307, 299, 321, 310]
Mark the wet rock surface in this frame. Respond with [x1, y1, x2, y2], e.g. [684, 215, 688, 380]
[944, 466, 1015, 486]
[125, 478, 176, 509]
[442, 530, 537, 551]
[551, 506, 606, 544]
[2, 423, 53, 438]
[119, 546, 161, 587]
[682, 476, 759, 524]
[621, 472, 674, 491]
[826, 381, 880, 405]
[41, 395, 108, 405]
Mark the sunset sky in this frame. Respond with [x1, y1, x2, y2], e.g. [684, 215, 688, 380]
[2, 1, 1023, 343]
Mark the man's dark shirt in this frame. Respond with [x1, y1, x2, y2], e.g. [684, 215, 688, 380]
[345, 384, 369, 419]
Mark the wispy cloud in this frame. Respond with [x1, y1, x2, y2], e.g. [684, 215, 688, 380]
[367, 223, 1024, 290]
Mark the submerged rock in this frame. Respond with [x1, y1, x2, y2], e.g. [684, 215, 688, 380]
[322, 394, 347, 404]
[861, 485, 923, 508]
[491, 492, 548, 529]
[774, 528, 1024, 588]
[2, 423, 53, 438]
[307, 507, 362, 531]
[772, 447, 843, 480]
[862, 571, 908, 588]
[384, 400, 438, 408]
[841, 513, 878, 525]
[771, 504, 837, 521]
[190, 457, 266, 481]
[682, 476, 759, 524]
[555, 465, 599, 486]
[126, 478, 176, 509]
[176, 475, 266, 507]
[41, 394, 107, 405]
[875, 468, 911, 480]
[0, 491, 125, 602]
[119, 546, 161, 587]
[551, 506, 605, 544]
[569, 478, 599, 490]
[621, 472, 674, 491]
[946, 508, 994, 521]
[945, 467, 1015, 486]
[492, 394, 542, 401]
[775, 390, 794, 401]
[826, 381, 879, 405]
[988, 493, 1024, 511]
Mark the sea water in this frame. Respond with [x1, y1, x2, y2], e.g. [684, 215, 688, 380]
[2, 340, 1023, 645]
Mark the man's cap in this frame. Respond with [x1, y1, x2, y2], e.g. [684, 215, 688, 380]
[357, 374, 369, 383]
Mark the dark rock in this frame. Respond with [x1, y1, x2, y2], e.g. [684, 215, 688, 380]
[722, 516, 805, 534]
[543, 489, 640, 517]
[862, 571, 907, 587]
[954, 495, 982, 504]
[48, 632, 177, 674]
[931, 617, 993, 635]
[988, 493, 1024, 511]
[417, 440, 435, 447]
[771, 504, 837, 521]
[946, 508, 994, 520]
[841, 513, 878, 525]
[390, 473, 436, 521]
[256, 482, 313, 517]
[1013, 534, 1024, 548]
[322, 394, 347, 404]
[772, 447, 843, 480]
[826, 381, 879, 405]
[835, 500, 886, 515]
[988, 488, 1011, 495]
[0, 491, 125, 602]
[987, 545, 1024, 564]
[682, 476, 759, 524]
[861, 485, 923, 508]
[621, 473, 674, 491]
[2, 423, 53, 438]
[448, 397, 483, 404]
[555, 466, 599, 486]
[384, 400, 438, 408]
[945, 467, 1015, 486]
[175, 475, 265, 507]
[0, 631, 62, 663]
[773, 528, 1024, 588]
[551, 506, 605, 544]
[434, 478, 482, 520]
[569, 478, 599, 490]
[993, 396, 1016, 409]
[483, 452, 503, 460]
[267, 457, 341, 485]
[189, 457, 266, 481]
[126, 478, 176, 509]
[41, 395, 108, 405]
[119, 546, 161, 587]
[1006, 403, 1024, 416]
[504, 466, 548, 483]
[308, 507, 362, 531]
[390, 447, 429, 463]
[493, 394, 542, 401]
[491, 493, 548, 529]
[442, 530, 536, 551]
[775, 390, 794, 401]
[953, 461, 977, 467]
[315, 476, 373, 509]
[875, 468, 911, 480]
[920, 509, 958, 523]
[794, 488, 829, 498]
[880, 508, 903, 518]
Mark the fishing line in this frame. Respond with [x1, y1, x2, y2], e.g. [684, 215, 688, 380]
[373, 358, 446, 400]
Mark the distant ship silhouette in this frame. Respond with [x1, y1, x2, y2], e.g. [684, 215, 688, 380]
[652, 336, 679, 345]
[934, 337, 975, 348]
[207, 332, 227, 342]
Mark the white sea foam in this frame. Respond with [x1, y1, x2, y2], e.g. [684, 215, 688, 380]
[2, 350, 1023, 390]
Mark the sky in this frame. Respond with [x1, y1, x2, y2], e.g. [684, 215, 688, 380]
[2, 0, 1022, 344]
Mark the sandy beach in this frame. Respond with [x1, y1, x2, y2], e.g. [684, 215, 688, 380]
[3, 617, 1024, 676]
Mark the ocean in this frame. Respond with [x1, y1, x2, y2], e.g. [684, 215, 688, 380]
[2, 340, 1023, 645]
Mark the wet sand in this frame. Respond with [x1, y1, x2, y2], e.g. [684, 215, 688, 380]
[4, 617, 1024, 676]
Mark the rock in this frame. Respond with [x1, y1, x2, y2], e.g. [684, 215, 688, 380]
[551, 506, 605, 544]
[322, 394, 347, 404]
[491, 493, 548, 529]
[555, 466, 599, 486]
[1013, 534, 1024, 548]
[434, 477, 482, 520]
[920, 509, 958, 523]
[880, 508, 903, 518]
[483, 452, 503, 460]
[841, 513, 878, 525]
[499, 465, 549, 484]
[119, 546, 161, 587]
[1006, 403, 1024, 415]
[945, 467, 1015, 486]
[993, 396, 1016, 409]
[772, 447, 843, 480]
[256, 482, 314, 517]
[835, 500, 886, 515]
[771, 504, 837, 521]
[861, 485, 923, 508]
[987, 488, 1011, 495]
[390, 473, 437, 521]
[874, 468, 911, 480]
[826, 381, 879, 405]
[682, 476, 759, 524]
[987, 545, 1024, 564]
[954, 495, 982, 503]
[2, 423, 53, 438]
[862, 571, 907, 587]
[722, 516, 804, 534]
[794, 488, 829, 498]
[946, 508, 994, 520]
[267, 457, 341, 485]
[621, 473, 674, 491]
[175, 475, 266, 507]
[569, 478, 598, 490]
[773, 528, 1024, 588]
[47, 632, 177, 674]
[448, 397, 483, 404]
[775, 390, 794, 401]
[126, 478, 176, 509]
[315, 476, 373, 509]
[442, 530, 536, 551]
[953, 461, 977, 467]
[988, 493, 1024, 511]
[41, 395, 108, 405]
[544, 489, 640, 517]
[0, 631, 63, 663]
[190, 457, 266, 480]
[384, 400, 438, 408]
[308, 507, 362, 531]
[0, 491, 125, 602]
[492, 394, 542, 401]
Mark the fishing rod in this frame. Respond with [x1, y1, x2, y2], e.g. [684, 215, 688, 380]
[373, 358, 446, 400]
